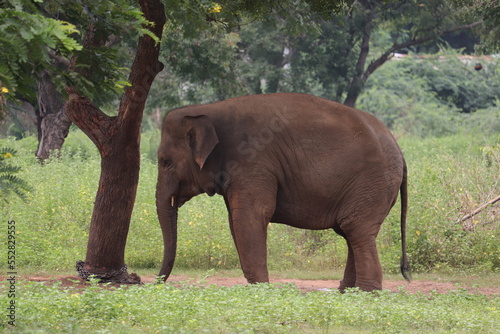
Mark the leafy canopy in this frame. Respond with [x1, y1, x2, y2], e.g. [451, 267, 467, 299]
[0, 0, 156, 105]
[0, 0, 81, 98]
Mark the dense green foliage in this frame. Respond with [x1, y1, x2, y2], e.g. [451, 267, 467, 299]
[0, 0, 348, 107]
[0, 0, 82, 97]
[147, 49, 500, 138]
[149, 42, 499, 137]
[357, 51, 499, 137]
[1, 129, 498, 275]
[1, 280, 499, 333]
[452, 0, 500, 54]
[0, 0, 153, 103]
[145, 0, 496, 113]
[0, 147, 31, 204]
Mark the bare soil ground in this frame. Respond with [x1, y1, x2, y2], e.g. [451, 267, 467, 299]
[11, 274, 500, 296]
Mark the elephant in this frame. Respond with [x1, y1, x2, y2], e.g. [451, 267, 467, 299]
[156, 93, 411, 292]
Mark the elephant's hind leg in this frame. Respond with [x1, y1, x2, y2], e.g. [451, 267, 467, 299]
[350, 237, 383, 291]
[338, 216, 384, 291]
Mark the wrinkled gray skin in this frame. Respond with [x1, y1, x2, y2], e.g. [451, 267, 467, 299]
[156, 93, 410, 292]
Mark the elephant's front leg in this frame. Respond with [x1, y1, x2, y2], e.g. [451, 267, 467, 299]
[225, 186, 277, 284]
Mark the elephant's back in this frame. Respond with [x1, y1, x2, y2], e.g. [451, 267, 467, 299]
[169, 92, 388, 134]
[211, 93, 391, 136]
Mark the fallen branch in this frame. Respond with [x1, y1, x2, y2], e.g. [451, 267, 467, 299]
[455, 195, 500, 225]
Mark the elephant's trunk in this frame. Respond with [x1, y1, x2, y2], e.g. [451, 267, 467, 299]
[156, 184, 178, 281]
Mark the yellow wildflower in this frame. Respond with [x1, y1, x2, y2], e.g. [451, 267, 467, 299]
[209, 3, 222, 13]
[3, 152, 13, 159]
[1, 87, 8, 93]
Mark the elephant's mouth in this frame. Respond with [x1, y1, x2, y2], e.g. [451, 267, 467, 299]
[170, 182, 201, 208]
[170, 195, 189, 208]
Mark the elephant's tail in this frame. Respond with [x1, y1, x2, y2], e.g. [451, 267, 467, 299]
[400, 159, 412, 282]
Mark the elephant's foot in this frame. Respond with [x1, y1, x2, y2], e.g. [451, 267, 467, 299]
[243, 270, 269, 284]
[338, 279, 355, 293]
[339, 278, 382, 292]
[356, 280, 382, 292]
[76, 260, 142, 284]
[340, 281, 382, 292]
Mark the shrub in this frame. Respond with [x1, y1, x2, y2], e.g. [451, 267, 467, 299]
[409, 49, 500, 114]
[358, 51, 500, 138]
[0, 147, 31, 204]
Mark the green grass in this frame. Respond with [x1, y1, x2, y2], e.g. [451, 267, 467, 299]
[1, 280, 499, 333]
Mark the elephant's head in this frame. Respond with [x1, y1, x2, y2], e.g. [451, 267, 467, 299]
[156, 114, 219, 280]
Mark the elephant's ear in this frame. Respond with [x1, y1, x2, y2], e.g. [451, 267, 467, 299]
[183, 115, 219, 170]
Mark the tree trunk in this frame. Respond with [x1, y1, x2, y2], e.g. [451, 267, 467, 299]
[343, 7, 374, 108]
[36, 71, 72, 160]
[67, 0, 166, 283]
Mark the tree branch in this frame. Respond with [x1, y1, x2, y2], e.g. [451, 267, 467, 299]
[48, 50, 71, 68]
[65, 0, 166, 154]
[364, 21, 483, 82]
[117, 0, 166, 126]
[455, 195, 500, 225]
[65, 87, 116, 155]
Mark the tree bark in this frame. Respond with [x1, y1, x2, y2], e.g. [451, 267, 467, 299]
[36, 71, 72, 161]
[67, 0, 166, 283]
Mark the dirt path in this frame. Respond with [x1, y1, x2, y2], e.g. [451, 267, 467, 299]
[11, 274, 500, 296]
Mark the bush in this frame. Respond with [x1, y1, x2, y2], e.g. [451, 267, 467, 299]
[358, 51, 500, 138]
[393, 135, 500, 273]
[409, 49, 500, 114]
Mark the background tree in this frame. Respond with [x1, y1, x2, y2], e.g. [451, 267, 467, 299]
[452, 0, 500, 54]
[0, 0, 148, 160]
[0, 0, 80, 139]
[139, 0, 495, 116]
[287, 0, 483, 107]
[162, 0, 483, 109]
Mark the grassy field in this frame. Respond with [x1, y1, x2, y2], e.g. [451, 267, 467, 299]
[1, 130, 499, 332]
[1, 278, 499, 333]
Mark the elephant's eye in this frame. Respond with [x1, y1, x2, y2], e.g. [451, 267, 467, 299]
[162, 159, 174, 170]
